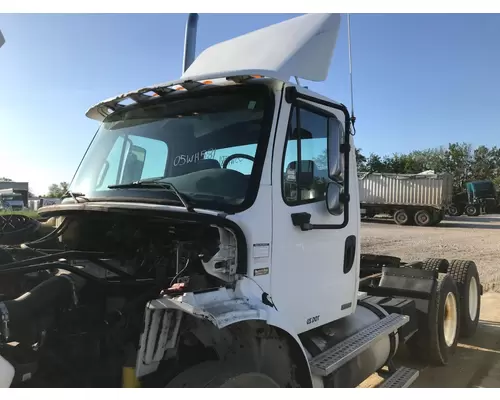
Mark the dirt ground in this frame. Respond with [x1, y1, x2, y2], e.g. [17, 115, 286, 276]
[360, 215, 500, 388]
[361, 215, 500, 292]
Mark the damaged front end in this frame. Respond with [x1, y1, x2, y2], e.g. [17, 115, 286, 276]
[0, 205, 249, 387]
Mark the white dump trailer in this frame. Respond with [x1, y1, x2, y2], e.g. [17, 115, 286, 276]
[359, 172, 453, 226]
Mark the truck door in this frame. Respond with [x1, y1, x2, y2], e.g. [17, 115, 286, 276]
[271, 89, 359, 334]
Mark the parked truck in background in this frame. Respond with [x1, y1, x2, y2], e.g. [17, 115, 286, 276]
[0, 189, 25, 212]
[359, 172, 453, 226]
[0, 13, 483, 388]
[448, 179, 499, 217]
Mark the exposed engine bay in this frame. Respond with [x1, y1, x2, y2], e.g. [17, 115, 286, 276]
[0, 209, 242, 387]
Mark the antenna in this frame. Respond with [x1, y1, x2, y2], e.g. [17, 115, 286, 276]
[347, 14, 356, 133]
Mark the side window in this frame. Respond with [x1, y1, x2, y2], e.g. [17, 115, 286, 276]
[95, 135, 168, 190]
[282, 107, 329, 204]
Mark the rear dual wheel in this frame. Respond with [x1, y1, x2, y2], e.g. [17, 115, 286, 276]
[448, 204, 463, 216]
[394, 209, 412, 225]
[465, 204, 480, 217]
[394, 209, 441, 227]
[447, 260, 481, 337]
[414, 209, 433, 227]
[420, 258, 481, 338]
[407, 274, 460, 365]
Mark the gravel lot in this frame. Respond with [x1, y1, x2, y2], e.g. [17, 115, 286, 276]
[361, 215, 500, 292]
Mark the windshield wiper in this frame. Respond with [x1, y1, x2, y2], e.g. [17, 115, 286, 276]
[108, 181, 194, 212]
[62, 190, 89, 203]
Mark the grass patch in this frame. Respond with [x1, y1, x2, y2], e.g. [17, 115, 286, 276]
[0, 210, 41, 219]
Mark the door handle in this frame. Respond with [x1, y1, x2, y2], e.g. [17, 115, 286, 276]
[343, 235, 356, 274]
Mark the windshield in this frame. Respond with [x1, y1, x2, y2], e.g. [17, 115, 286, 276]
[69, 85, 273, 212]
[471, 181, 495, 196]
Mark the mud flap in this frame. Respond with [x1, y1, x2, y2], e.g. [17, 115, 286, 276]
[363, 267, 438, 343]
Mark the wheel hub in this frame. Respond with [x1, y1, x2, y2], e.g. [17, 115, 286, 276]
[396, 213, 407, 223]
[443, 292, 458, 347]
[469, 276, 479, 321]
[417, 213, 429, 225]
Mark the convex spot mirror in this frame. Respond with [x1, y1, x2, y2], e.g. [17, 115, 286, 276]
[326, 181, 344, 215]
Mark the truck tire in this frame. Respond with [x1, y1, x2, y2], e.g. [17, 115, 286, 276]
[447, 204, 463, 216]
[447, 260, 481, 338]
[393, 209, 411, 225]
[414, 209, 433, 227]
[422, 258, 449, 273]
[165, 361, 281, 388]
[407, 274, 460, 366]
[465, 204, 480, 217]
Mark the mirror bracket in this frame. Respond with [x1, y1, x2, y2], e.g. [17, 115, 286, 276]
[340, 193, 350, 203]
[340, 143, 351, 153]
[291, 212, 313, 231]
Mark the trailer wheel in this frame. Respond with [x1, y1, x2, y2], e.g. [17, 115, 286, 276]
[465, 204, 480, 217]
[394, 209, 411, 225]
[447, 260, 481, 338]
[407, 274, 460, 366]
[422, 258, 449, 273]
[414, 209, 433, 227]
[165, 361, 281, 388]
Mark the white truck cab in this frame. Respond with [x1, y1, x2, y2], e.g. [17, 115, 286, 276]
[0, 13, 482, 389]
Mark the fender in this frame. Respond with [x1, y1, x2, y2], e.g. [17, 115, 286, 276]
[135, 286, 315, 387]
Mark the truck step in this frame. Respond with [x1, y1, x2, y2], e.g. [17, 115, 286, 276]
[377, 367, 419, 388]
[309, 313, 409, 377]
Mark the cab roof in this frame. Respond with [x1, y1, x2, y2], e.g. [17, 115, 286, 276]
[86, 13, 341, 122]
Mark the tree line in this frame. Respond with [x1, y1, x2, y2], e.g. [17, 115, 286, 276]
[355, 142, 500, 193]
[4, 141, 500, 198]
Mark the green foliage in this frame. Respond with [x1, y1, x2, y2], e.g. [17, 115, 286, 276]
[0, 210, 40, 219]
[46, 182, 69, 198]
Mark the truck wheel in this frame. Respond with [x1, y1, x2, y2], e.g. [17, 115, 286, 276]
[414, 209, 433, 227]
[447, 260, 481, 338]
[407, 274, 460, 366]
[447, 204, 462, 217]
[465, 204, 480, 217]
[165, 361, 281, 388]
[422, 258, 449, 273]
[394, 209, 411, 225]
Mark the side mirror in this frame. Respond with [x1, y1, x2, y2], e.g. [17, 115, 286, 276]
[122, 144, 147, 183]
[327, 117, 344, 180]
[326, 181, 343, 215]
[0, 30, 5, 49]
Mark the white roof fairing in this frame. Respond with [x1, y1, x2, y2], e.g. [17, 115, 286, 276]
[85, 13, 342, 122]
[181, 13, 341, 83]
